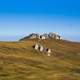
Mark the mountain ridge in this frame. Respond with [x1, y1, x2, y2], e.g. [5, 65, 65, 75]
[19, 32, 62, 41]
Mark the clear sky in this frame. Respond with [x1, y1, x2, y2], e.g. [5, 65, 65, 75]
[0, 0, 80, 41]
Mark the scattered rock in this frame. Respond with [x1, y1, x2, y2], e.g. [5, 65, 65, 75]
[32, 43, 52, 56]
[39, 45, 44, 52]
[46, 48, 52, 54]
[47, 53, 51, 56]
[32, 44, 39, 50]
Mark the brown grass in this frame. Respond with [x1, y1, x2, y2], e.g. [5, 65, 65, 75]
[0, 39, 80, 80]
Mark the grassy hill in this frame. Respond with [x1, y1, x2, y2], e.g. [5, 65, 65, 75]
[0, 39, 80, 80]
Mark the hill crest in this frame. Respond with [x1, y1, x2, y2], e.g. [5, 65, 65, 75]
[20, 32, 62, 41]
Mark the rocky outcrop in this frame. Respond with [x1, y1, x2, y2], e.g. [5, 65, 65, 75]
[32, 43, 52, 56]
[20, 33, 39, 41]
[28, 33, 39, 39]
[20, 32, 62, 41]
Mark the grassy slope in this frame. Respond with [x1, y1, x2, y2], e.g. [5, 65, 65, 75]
[0, 39, 80, 80]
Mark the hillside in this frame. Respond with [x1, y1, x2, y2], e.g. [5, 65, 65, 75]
[0, 39, 80, 80]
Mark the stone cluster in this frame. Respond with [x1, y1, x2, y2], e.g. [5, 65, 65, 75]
[32, 43, 52, 56]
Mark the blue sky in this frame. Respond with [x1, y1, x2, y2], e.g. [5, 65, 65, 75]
[0, 0, 80, 41]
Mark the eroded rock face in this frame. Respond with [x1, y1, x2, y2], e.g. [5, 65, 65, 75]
[39, 45, 44, 52]
[28, 33, 39, 39]
[46, 48, 52, 54]
[33, 44, 44, 52]
[48, 32, 56, 38]
[39, 35, 46, 40]
[48, 32, 61, 39]
[20, 32, 62, 41]
[33, 44, 39, 50]
[42, 33, 49, 38]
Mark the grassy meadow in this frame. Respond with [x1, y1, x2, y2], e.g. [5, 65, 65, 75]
[0, 39, 80, 80]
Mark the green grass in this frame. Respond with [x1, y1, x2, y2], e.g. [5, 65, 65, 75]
[0, 39, 80, 80]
